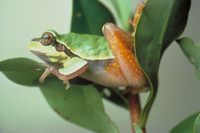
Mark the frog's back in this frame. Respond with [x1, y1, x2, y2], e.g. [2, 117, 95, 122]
[57, 33, 114, 60]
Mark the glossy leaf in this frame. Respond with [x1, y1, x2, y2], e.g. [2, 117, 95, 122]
[40, 77, 119, 133]
[71, 0, 115, 35]
[177, 37, 200, 79]
[0, 57, 119, 133]
[136, 0, 191, 85]
[0, 58, 44, 86]
[171, 112, 200, 133]
[135, 0, 191, 127]
[99, 0, 134, 30]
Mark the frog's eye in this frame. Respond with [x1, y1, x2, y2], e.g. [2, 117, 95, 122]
[55, 43, 65, 52]
[40, 32, 54, 46]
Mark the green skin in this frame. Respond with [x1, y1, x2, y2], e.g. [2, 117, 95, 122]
[28, 23, 147, 91]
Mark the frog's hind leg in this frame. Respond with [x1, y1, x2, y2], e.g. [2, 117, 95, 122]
[103, 24, 147, 90]
[102, 2, 147, 92]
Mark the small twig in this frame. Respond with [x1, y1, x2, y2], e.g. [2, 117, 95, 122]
[127, 92, 146, 133]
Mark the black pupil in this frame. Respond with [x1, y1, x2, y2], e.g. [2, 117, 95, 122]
[43, 34, 50, 40]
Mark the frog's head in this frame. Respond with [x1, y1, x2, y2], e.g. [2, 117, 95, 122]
[28, 30, 70, 66]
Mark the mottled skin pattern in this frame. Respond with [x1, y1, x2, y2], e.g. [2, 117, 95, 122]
[103, 23, 146, 87]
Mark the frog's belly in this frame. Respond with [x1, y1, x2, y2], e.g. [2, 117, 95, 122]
[80, 60, 128, 88]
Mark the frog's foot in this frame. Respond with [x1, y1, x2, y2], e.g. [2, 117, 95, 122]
[131, 1, 145, 30]
[128, 1, 145, 28]
[64, 82, 70, 90]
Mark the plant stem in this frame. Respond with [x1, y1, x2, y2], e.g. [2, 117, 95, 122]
[128, 93, 146, 133]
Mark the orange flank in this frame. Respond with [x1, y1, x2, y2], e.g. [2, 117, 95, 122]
[104, 61, 124, 77]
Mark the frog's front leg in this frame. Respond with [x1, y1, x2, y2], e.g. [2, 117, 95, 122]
[39, 64, 88, 84]
[39, 65, 61, 83]
[39, 57, 88, 84]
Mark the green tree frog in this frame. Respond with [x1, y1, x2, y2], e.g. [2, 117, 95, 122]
[27, 2, 148, 93]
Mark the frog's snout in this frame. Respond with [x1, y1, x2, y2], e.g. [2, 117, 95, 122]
[31, 38, 40, 41]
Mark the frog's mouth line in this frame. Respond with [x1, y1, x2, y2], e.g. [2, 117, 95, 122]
[29, 50, 51, 63]
[29, 50, 68, 68]
[30, 50, 44, 55]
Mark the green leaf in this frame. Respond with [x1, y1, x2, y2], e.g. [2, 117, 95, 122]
[0, 57, 119, 133]
[177, 37, 200, 79]
[40, 77, 119, 133]
[0, 58, 44, 86]
[99, 0, 133, 30]
[71, 0, 115, 35]
[170, 112, 200, 133]
[135, 0, 191, 127]
[137, 0, 191, 86]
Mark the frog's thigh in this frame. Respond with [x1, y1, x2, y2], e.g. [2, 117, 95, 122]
[104, 60, 128, 86]
[111, 42, 145, 87]
[103, 24, 146, 87]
